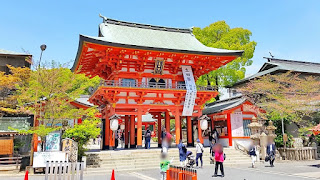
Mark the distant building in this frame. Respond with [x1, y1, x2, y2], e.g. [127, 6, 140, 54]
[228, 57, 320, 98]
[224, 57, 320, 138]
[0, 49, 32, 74]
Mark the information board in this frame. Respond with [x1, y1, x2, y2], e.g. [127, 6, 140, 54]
[231, 112, 244, 137]
[33, 151, 66, 168]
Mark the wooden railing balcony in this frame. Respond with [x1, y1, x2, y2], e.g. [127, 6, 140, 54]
[96, 80, 217, 91]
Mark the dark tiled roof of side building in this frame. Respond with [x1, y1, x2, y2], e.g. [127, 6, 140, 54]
[230, 57, 320, 87]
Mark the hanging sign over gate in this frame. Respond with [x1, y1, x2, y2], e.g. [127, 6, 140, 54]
[181, 66, 197, 116]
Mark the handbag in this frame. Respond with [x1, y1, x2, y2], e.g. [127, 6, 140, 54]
[265, 155, 270, 162]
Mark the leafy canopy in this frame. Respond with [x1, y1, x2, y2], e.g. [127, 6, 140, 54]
[0, 65, 31, 115]
[193, 21, 257, 87]
[63, 109, 100, 159]
[16, 62, 101, 138]
[239, 72, 320, 127]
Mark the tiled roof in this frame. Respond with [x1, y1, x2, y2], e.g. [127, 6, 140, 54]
[0, 49, 30, 56]
[202, 96, 246, 115]
[74, 95, 94, 107]
[79, 15, 244, 56]
[231, 58, 320, 87]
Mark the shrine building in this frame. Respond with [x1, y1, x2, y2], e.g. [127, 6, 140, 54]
[71, 15, 243, 149]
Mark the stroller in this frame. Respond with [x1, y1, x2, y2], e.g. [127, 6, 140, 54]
[186, 151, 195, 168]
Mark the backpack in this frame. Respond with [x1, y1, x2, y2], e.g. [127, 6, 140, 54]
[146, 130, 151, 138]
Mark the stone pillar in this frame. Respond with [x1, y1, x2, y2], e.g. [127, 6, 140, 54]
[175, 114, 181, 145]
[260, 132, 268, 160]
[130, 115, 135, 148]
[137, 110, 143, 149]
[187, 116, 193, 147]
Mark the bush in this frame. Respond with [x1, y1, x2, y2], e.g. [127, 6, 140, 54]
[63, 119, 100, 160]
[152, 137, 158, 142]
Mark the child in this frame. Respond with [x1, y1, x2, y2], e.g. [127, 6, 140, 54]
[213, 144, 224, 177]
[160, 153, 173, 180]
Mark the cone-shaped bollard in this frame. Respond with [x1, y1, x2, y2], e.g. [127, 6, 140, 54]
[110, 169, 115, 180]
[24, 170, 29, 180]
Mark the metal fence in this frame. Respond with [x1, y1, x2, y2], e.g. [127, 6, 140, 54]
[167, 165, 197, 180]
[45, 161, 85, 180]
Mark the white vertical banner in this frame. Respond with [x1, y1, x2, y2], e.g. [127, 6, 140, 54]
[231, 112, 244, 137]
[182, 65, 197, 116]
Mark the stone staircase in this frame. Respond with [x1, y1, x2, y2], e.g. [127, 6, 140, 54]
[85, 147, 251, 174]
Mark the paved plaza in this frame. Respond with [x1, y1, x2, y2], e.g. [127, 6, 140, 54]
[3, 160, 319, 180]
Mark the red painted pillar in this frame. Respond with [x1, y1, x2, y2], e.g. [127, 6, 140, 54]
[198, 119, 203, 144]
[187, 116, 193, 147]
[137, 110, 143, 148]
[180, 116, 183, 140]
[130, 115, 135, 148]
[157, 113, 162, 148]
[124, 115, 129, 149]
[175, 114, 180, 145]
[104, 112, 110, 150]
[227, 113, 232, 146]
[165, 111, 170, 132]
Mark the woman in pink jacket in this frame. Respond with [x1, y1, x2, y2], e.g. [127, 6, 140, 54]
[213, 144, 224, 177]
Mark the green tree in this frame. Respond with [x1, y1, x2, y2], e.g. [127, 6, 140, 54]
[193, 21, 257, 89]
[15, 63, 101, 149]
[63, 109, 100, 160]
[239, 72, 320, 127]
[0, 65, 31, 115]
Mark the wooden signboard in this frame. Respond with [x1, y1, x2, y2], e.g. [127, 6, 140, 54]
[0, 137, 13, 155]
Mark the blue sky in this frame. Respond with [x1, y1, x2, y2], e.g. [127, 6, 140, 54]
[0, 0, 319, 76]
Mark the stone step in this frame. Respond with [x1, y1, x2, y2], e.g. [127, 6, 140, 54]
[85, 160, 251, 174]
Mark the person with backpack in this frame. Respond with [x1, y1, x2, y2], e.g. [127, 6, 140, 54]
[144, 128, 151, 149]
[195, 139, 204, 168]
[213, 143, 225, 177]
[266, 139, 276, 167]
[249, 141, 258, 168]
[177, 139, 187, 166]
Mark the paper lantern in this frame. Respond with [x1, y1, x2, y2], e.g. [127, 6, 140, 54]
[110, 119, 119, 131]
[200, 120, 208, 130]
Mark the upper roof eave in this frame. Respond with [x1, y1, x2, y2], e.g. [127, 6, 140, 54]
[71, 34, 244, 72]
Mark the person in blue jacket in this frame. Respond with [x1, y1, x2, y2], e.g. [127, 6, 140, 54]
[266, 139, 276, 167]
[177, 139, 187, 166]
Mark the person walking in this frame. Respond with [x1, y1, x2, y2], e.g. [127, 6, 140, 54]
[212, 128, 219, 144]
[195, 139, 204, 168]
[120, 129, 125, 149]
[177, 139, 187, 166]
[249, 142, 257, 168]
[97, 135, 101, 145]
[144, 128, 151, 149]
[267, 139, 276, 167]
[210, 140, 216, 164]
[213, 144, 224, 177]
[161, 128, 167, 141]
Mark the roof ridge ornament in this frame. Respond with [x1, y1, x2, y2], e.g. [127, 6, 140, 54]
[99, 14, 108, 23]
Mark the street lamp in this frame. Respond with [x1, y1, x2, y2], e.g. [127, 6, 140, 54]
[29, 44, 47, 169]
[39, 44, 47, 68]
